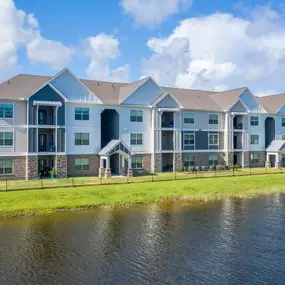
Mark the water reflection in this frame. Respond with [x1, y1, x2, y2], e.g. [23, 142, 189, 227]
[1, 196, 285, 284]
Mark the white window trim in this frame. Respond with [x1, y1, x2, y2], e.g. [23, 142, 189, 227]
[74, 107, 90, 121]
[130, 133, 143, 146]
[250, 134, 259, 145]
[0, 103, 14, 120]
[208, 112, 219, 126]
[208, 154, 218, 166]
[0, 158, 13, 175]
[183, 132, 195, 149]
[183, 112, 195, 125]
[130, 110, 143, 122]
[132, 156, 143, 169]
[75, 158, 90, 171]
[250, 116, 259, 126]
[0, 131, 14, 148]
[184, 155, 195, 166]
[208, 133, 219, 148]
[281, 117, 285, 127]
[74, 133, 90, 146]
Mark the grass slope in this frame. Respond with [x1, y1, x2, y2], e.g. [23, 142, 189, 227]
[1, 174, 285, 217]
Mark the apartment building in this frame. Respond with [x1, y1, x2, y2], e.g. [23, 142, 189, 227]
[0, 68, 285, 179]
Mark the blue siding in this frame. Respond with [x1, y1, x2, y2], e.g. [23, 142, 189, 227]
[122, 79, 164, 105]
[195, 131, 208, 150]
[29, 85, 65, 125]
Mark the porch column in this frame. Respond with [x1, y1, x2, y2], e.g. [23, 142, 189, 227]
[276, 153, 280, 169]
[98, 157, 104, 178]
[265, 152, 270, 168]
[104, 157, 111, 178]
[127, 155, 133, 178]
[120, 155, 127, 176]
[55, 107, 58, 152]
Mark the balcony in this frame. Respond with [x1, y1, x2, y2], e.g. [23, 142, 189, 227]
[233, 122, 243, 130]
[161, 112, 174, 128]
[234, 141, 243, 150]
[162, 131, 174, 151]
[233, 115, 244, 130]
[38, 107, 55, 126]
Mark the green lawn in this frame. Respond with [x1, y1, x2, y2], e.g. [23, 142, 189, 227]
[0, 167, 282, 191]
[1, 173, 285, 217]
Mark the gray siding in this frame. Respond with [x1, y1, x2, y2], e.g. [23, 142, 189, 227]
[57, 128, 66, 152]
[14, 101, 27, 125]
[28, 85, 65, 126]
[15, 128, 27, 152]
[29, 128, 37, 152]
[156, 94, 179, 108]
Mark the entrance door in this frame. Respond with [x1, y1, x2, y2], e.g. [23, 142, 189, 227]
[110, 153, 120, 175]
[39, 134, 47, 151]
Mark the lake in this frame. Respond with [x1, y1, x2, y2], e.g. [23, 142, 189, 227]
[1, 195, 285, 284]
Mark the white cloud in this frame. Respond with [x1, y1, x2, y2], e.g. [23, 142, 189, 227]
[26, 36, 73, 70]
[85, 34, 130, 82]
[0, 0, 73, 81]
[141, 5, 285, 94]
[121, 0, 192, 27]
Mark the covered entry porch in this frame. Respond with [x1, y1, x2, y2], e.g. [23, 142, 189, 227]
[266, 140, 285, 168]
[98, 140, 134, 178]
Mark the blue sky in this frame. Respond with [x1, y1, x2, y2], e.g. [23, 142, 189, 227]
[2, 0, 285, 96]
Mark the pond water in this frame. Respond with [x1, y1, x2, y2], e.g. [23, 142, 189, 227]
[1, 195, 285, 285]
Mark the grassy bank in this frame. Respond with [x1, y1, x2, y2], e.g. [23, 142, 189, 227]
[1, 174, 285, 217]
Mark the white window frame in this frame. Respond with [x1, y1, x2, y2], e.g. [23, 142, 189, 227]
[282, 117, 285, 127]
[184, 155, 195, 167]
[130, 133, 143, 146]
[209, 155, 218, 166]
[183, 132, 195, 149]
[183, 112, 195, 124]
[250, 116, 259, 126]
[208, 133, 219, 148]
[250, 135, 259, 145]
[0, 132, 13, 147]
[0, 104, 13, 119]
[132, 156, 143, 169]
[282, 135, 285, 141]
[250, 153, 259, 164]
[209, 113, 219, 125]
[75, 107, 89, 121]
[75, 133, 90, 146]
[75, 158, 90, 171]
[130, 110, 143, 122]
[0, 159, 13, 175]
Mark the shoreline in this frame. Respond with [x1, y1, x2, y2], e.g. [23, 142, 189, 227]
[1, 174, 285, 218]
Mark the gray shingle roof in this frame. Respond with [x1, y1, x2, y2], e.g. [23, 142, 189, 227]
[2, 73, 285, 113]
[266, 140, 285, 152]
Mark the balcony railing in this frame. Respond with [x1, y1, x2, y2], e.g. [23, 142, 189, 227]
[234, 141, 243, 149]
[233, 123, 243, 130]
[161, 121, 174, 128]
[38, 145, 56, 152]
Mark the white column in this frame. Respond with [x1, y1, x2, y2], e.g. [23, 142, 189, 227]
[55, 107, 58, 152]
[100, 158, 104, 168]
[128, 156, 132, 169]
[106, 157, 110, 169]
[122, 156, 125, 168]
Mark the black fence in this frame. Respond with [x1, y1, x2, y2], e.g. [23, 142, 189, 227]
[0, 166, 284, 192]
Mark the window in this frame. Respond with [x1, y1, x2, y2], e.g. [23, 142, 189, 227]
[184, 155, 194, 167]
[130, 110, 143, 122]
[130, 133, 143, 145]
[0, 159, 13, 174]
[209, 133, 219, 149]
[250, 116, 259, 126]
[250, 135, 259, 144]
[209, 113, 218, 125]
[0, 104, 13, 119]
[184, 133, 195, 150]
[250, 153, 259, 164]
[75, 108, 89, 121]
[132, 156, 143, 169]
[282, 135, 285, 140]
[0, 132, 13, 146]
[75, 158, 89, 171]
[282, 118, 285, 127]
[209, 155, 218, 166]
[184, 112, 195, 124]
[75, 133, 89, 145]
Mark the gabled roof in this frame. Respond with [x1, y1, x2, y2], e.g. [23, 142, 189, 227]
[163, 87, 221, 111]
[209, 87, 247, 110]
[99, 140, 134, 156]
[266, 140, 285, 152]
[257, 93, 285, 113]
[118, 77, 150, 104]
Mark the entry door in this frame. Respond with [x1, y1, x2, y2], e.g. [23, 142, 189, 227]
[39, 134, 47, 151]
[269, 155, 276, 168]
[234, 154, 238, 165]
